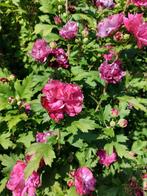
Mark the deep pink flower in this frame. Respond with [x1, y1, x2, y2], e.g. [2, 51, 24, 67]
[6, 160, 40, 196]
[36, 131, 53, 143]
[123, 13, 143, 34]
[59, 21, 78, 40]
[95, 0, 115, 8]
[54, 16, 62, 25]
[118, 119, 128, 127]
[74, 167, 96, 195]
[41, 80, 83, 122]
[53, 48, 69, 68]
[31, 39, 51, 63]
[97, 149, 117, 167]
[131, 0, 147, 7]
[97, 13, 123, 38]
[135, 23, 147, 48]
[99, 60, 126, 84]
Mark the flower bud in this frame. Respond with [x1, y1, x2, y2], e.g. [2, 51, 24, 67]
[110, 120, 116, 127]
[8, 96, 16, 105]
[118, 119, 128, 128]
[49, 42, 57, 49]
[54, 16, 62, 25]
[111, 108, 119, 117]
[8, 74, 15, 81]
[82, 27, 89, 37]
[113, 31, 123, 42]
[67, 180, 74, 187]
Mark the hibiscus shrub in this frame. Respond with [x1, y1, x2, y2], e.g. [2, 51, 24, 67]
[0, 0, 147, 195]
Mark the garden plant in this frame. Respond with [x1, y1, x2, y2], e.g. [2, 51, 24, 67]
[0, 0, 147, 195]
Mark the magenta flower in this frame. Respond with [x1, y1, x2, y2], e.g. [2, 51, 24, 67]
[123, 14, 147, 48]
[59, 21, 78, 40]
[31, 39, 51, 63]
[131, 0, 147, 7]
[97, 149, 117, 167]
[135, 23, 147, 48]
[97, 13, 123, 38]
[95, 0, 115, 8]
[99, 60, 126, 84]
[36, 131, 53, 143]
[123, 13, 143, 34]
[6, 160, 40, 196]
[53, 48, 69, 68]
[74, 167, 96, 195]
[41, 80, 83, 122]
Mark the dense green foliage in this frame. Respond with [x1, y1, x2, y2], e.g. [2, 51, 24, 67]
[0, 0, 147, 195]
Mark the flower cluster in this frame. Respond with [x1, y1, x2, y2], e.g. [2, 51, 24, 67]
[41, 80, 84, 122]
[31, 39, 69, 68]
[124, 14, 147, 48]
[99, 60, 126, 84]
[59, 21, 78, 40]
[97, 13, 123, 38]
[6, 160, 40, 196]
[97, 149, 117, 167]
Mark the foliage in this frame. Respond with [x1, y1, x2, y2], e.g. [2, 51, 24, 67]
[0, 0, 147, 195]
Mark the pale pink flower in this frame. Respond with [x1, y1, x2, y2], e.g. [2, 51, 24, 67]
[74, 167, 96, 195]
[59, 21, 78, 40]
[97, 149, 117, 167]
[97, 13, 123, 38]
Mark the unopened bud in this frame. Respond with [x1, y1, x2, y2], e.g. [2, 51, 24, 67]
[8, 74, 15, 81]
[113, 31, 123, 42]
[49, 41, 57, 49]
[118, 119, 128, 128]
[110, 120, 116, 127]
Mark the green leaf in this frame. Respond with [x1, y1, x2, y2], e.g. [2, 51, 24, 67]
[132, 140, 147, 154]
[66, 117, 98, 133]
[44, 33, 60, 42]
[0, 154, 18, 173]
[25, 143, 55, 179]
[0, 177, 8, 194]
[0, 132, 14, 149]
[103, 127, 114, 137]
[116, 135, 128, 143]
[14, 75, 37, 100]
[17, 131, 35, 148]
[72, 13, 96, 29]
[4, 113, 28, 130]
[66, 187, 79, 196]
[118, 96, 147, 112]
[34, 24, 56, 36]
[104, 143, 114, 155]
